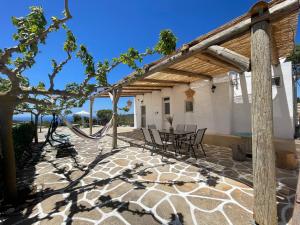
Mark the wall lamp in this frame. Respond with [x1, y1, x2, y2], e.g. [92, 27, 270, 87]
[211, 84, 216, 93]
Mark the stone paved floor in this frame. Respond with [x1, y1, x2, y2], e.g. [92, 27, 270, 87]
[1, 127, 298, 225]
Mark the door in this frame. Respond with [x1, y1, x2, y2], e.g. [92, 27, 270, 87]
[141, 105, 146, 128]
[162, 97, 170, 129]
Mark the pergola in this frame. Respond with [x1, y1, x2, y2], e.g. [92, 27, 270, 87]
[88, 1, 299, 224]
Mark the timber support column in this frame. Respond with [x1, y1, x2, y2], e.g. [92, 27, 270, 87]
[112, 88, 120, 149]
[250, 2, 277, 225]
[89, 97, 94, 135]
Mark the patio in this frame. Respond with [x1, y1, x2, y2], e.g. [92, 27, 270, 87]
[1, 127, 298, 225]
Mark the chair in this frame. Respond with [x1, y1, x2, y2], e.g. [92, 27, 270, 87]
[175, 124, 185, 131]
[148, 124, 156, 129]
[182, 128, 207, 158]
[149, 129, 172, 153]
[141, 128, 154, 151]
[178, 124, 197, 147]
[185, 124, 197, 133]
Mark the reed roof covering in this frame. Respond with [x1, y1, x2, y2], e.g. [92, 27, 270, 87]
[96, 0, 299, 98]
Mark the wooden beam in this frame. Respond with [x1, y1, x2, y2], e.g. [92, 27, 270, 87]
[112, 89, 118, 149]
[128, 84, 173, 88]
[162, 68, 212, 80]
[141, 78, 190, 85]
[89, 97, 94, 135]
[194, 53, 241, 72]
[205, 45, 250, 71]
[121, 90, 152, 93]
[251, 7, 277, 225]
[122, 87, 161, 91]
[98, 0, 299, 95]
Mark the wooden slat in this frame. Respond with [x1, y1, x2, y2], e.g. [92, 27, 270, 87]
[194, 54, 240, 72]
[162, 68, 212, 80]
[128, 84, 174, 88]
[141, 78, 190, 84]
[123, 87, 161, 91]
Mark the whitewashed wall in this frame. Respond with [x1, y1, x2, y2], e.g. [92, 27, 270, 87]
[134, 59, 295, 139]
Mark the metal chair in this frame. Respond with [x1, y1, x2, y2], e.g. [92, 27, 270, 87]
[182, 128, 207, 158]
[149, 129, 172, 154]
[178, 124, 197, 147]
[148, 124, 156, 129]
[175, 124, 185, 131]
[141, 128, 154, 152]
[185, 124, 197, 133]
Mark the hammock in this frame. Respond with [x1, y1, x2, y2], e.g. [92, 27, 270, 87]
[60, 115, 113, 140]
[60, 91, 120, 141]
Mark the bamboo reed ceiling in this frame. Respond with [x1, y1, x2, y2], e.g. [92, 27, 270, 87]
[95, 0, 299, 97]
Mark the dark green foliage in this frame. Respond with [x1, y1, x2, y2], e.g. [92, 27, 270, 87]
[118, 114, 134, 126]
[96, 109, 113, 125]
[73, 114, 81, 124]
[287, 44, 300, 64]
[154, 29, 177, 55]
[12, 122, 35, 162]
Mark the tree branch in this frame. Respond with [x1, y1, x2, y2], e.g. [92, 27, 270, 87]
[21, 87, 81, 98]
[0, 65, 19, 89]
[0, 0, 72, 65]
[19, 96, 54, 107]
[49, 52, 71, 91]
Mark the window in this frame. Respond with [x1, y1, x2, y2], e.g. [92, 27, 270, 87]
[185, 100, 193, 112]
[163, 97, 170, 115]
[272, 77, 281, 87]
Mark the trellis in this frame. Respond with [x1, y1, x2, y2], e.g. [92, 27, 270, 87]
[89, 1, 300, 224]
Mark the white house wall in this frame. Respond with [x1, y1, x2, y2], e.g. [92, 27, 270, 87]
[134, 59, 295, 139]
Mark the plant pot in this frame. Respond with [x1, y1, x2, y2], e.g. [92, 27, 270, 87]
[169, 126, 174, 133]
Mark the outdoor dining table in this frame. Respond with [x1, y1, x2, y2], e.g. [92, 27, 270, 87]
[159, 129, 194, 155]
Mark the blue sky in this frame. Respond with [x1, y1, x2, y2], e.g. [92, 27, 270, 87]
[1, 0, 300, 116]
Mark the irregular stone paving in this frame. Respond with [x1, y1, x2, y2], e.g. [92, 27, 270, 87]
[1, 127, 298, 225]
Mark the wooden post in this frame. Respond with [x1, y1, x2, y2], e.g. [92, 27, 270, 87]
[89, 97, 94, 135]
[112, 89, 120, 149]
[251, 3, 277, 225]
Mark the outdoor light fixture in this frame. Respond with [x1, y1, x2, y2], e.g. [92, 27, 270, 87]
[211, 84, 216, 93]
[126, 99, 132, 108]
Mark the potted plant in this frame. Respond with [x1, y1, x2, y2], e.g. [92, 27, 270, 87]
[166, 115, 174, 133]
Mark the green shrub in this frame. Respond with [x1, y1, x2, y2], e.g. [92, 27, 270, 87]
[13, 122, 35, 162]
[97, 109, 113, 125]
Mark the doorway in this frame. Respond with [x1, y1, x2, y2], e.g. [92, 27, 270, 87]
[162, 97, 170, 129]
[141, 105, 146, 128]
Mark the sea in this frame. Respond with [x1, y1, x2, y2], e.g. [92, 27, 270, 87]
[13, 115, 75, 123]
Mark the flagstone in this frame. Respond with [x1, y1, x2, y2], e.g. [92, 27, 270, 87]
[99, 216, 126, 225]
[105, 182, 134, 199]
[141, 190, 166, 208]
[194, 210, 229, 225]
[223, 203, 253, 225]
[40, 194, 67, 213]
[114, 159, 129, 167]
[224, 178, 251, 188]
[118, 203, 161, 225]
[187, 196, 222, 210]
[71, 219, 94, 225]
[122, 188, 147, 202]
[40, 215, 64, 225]
[170, 195, 194, 225]
[156, 200, 174, 220]
[231, 189, 253, 211]
[191, 187, 229, 199]
[71, 201, 102, 220]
